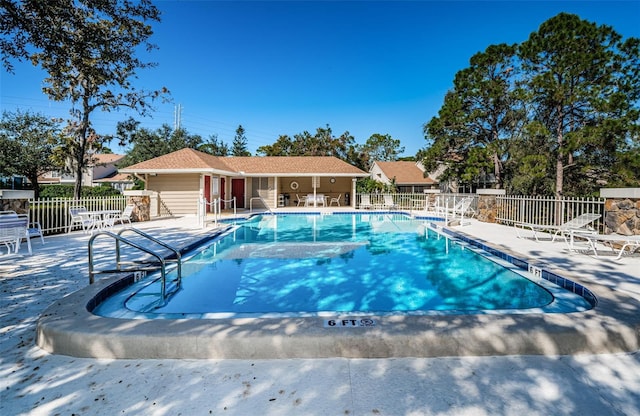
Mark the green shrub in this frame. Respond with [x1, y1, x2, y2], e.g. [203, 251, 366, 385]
[39, 184, 121, 198]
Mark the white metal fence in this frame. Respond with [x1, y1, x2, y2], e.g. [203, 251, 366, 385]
[496, 195, 605, 232]
[29, 195, 127, 235]
[25, 193, 606, 235]
[355, 192, 479, 214]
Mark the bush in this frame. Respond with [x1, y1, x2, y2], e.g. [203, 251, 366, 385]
[39, 184, 121, 198]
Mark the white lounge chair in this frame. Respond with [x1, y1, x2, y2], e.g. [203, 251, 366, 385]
[359, 195, 372, 209]
[568, 231, 640, 260]
[0, 211, 42, 253]
[296, 194, 306, 207]
[438, 197, 474, 225]
[514, 213, 601, 242]
[382, 195, 397, 210]
[329, 194, 341, 207]
[0, 215, 30, 255]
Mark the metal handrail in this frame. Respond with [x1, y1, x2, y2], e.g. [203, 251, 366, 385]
[116, 228, 182, 286]
[88, 229, 182, 301]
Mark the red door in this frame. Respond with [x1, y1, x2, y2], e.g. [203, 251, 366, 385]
[220, 178, 226, 209]
[231, 178, 245, 208]
[204, 176, 211, 212]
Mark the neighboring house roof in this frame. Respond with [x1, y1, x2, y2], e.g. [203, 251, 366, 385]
[93, 173, 134, 183]
[91, 154, 125, 165]
[38, 154, 126, 184]
[373, 161, 437, 185]
[37, 176, 61, 184]
[119, 148, 369, 177]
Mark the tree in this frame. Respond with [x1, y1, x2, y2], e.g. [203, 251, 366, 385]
[422, 13, 639, 196]
[231, 125, 251, 156]
[361, 133, 405, 169]
[199, 134, 229, 156]
[0, 110, 62, 199]
[1, 0, 168, 199]
[519, 13, 640, 197]
[255, 125, 366, 169]
[117, 123, 203, 167]
[422, 43, 523, 189]
[256, 135, 294, 156]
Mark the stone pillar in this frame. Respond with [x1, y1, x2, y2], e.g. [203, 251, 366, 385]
[601, 188, 640, 235]
[0, 190, 34, 214]
[123, 190, 154, 222]
[475, 189, 506, 223]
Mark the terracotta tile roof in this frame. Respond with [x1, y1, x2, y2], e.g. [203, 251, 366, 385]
[375, 161, 437, 184]
[119, 148, 368, 176]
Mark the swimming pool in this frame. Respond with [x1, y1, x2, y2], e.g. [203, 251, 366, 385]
[93, 213, 592, 319]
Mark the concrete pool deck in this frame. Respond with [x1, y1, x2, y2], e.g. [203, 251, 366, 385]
[2, 212, 639, 415]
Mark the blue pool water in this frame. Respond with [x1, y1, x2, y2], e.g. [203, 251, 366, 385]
[94, 213, 593, 318]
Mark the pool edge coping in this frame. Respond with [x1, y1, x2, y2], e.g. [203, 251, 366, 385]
[36, 216, 640, 359]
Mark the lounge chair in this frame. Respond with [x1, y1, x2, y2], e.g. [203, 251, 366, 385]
[329, 194, 341, 207]
[514, 213, 601, 242]
[438, 197, 473, 225]
[382, 195, 398, 210]
[359, 195, 372, 209]
[568, 231, 640, 260]
[296, 194, 306, 207]
[0, 215, 30, 255]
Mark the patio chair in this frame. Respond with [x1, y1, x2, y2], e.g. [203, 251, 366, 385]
[296, 194, 306, 207]
[359, 195, 372, 209]
[17, 214, 44, 245]
[514, 213, 601, 242]
[567, 231, 640, 260]
[329, 194, 341, 207]
[68, 206, 99, 233]
[104, 204, 134, 228]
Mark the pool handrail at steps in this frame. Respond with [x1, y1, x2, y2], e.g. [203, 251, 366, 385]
[88, 228, 182, 302]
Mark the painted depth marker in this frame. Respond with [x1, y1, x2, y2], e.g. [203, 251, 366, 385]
[323, 318, 376, 328]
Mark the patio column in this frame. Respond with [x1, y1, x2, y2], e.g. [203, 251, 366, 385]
[351, 178, 357, 208]
[274, 176, 278, 208]
[312, 176, 319, 207]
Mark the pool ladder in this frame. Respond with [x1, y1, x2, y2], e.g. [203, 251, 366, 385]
[88, 228, 182, 302]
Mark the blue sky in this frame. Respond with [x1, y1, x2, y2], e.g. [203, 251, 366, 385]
[2, 1, 639, 157]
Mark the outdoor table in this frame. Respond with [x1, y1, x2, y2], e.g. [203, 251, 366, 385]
[305, 194, 327, 207]
[85, 210, 121, 230]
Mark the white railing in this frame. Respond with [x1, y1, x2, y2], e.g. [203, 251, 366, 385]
[355, 192, 478, 215]
[199, 197, 236, 228]
[496, 195, 605, 231]
[29, 195, 127, 235]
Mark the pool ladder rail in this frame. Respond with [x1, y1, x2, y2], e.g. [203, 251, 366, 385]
[88, 228, 182, 302]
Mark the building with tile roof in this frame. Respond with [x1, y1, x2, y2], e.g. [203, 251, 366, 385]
[118, 148, 369, 215]
[39, 154, 130, 190]
[370, 161, 440, 193]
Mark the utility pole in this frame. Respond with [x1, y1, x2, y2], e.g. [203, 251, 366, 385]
[174, 104, 182, 130]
